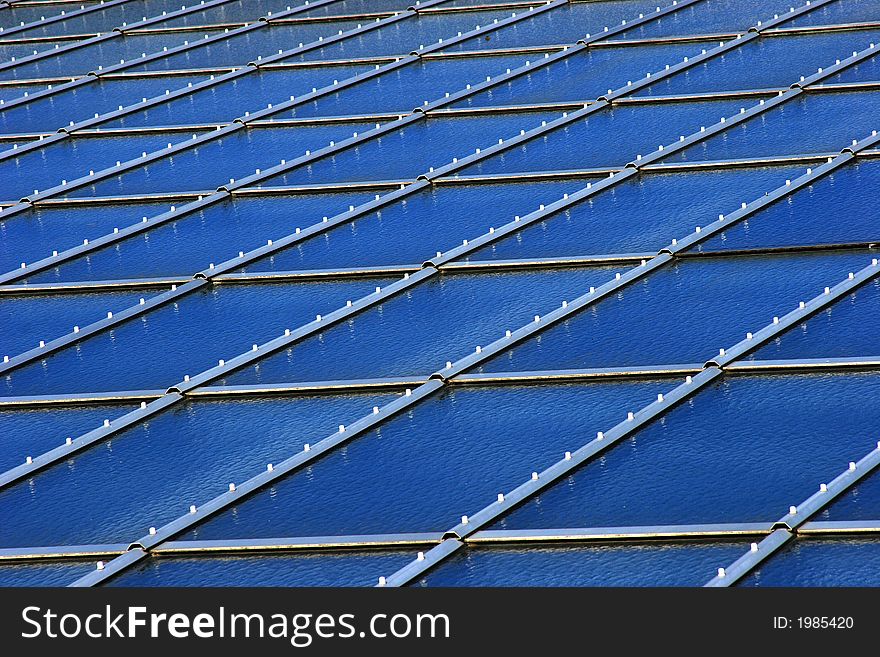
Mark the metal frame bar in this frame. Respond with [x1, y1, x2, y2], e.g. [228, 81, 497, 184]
[4, 356, 880, 409]
[1, 240, 877, 296]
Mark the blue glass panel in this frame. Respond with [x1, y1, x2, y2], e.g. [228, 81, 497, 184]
[465, 165, 803, 262]
[420, 542, 749, 587]
[0, 75, 211, 135]
[741, 539, 880, 587]
[1, 5, 97, 30]
[617, 0, 792, 41]
[669, 90, 880, 163]
[478, 251, 873, 372]
[832, 51, 880, 84]
[61, 122, 377, 199]
[0, 404, 129, 473]
[223, 268, 616, 386]
[98, 65, 375, 129]
[254, 112, 562, 188]
[493, 372, 880, 529]
[109, 551, 414, 587]
[694, 159, 880, 253]
[456, 99, 745, 177]
[2, 277, 391, 396]
[0, 393, 397, 547]
[25, 191, 377, 283]
[1, 133, 197, 203]
[0, 31, 222, 81]
[0, 85, 45, 103]
[451, 42, 699, 109]
[443, 0, 697, 52]
[785, 0, 880, 28]
[0, 561, 92, 587]
[0, 289, 146, 356]
[1, 201, 174, 273]
[633, 30, 880, 97]
[133, 21, 365, 73]
[281, 55, 531, 119]
[240, 180, 586, 273]
[189, 381, 670, 540]
[748, 277, 880, 362]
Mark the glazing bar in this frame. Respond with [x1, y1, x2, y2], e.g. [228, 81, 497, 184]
[0, 544, 128, 561]
[7, 357, 880, 409]
[11, 520, 880, 564]
[726, 357, 880, 374]
[763, 20, 880, 36]
[470, 523, 775, 543]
